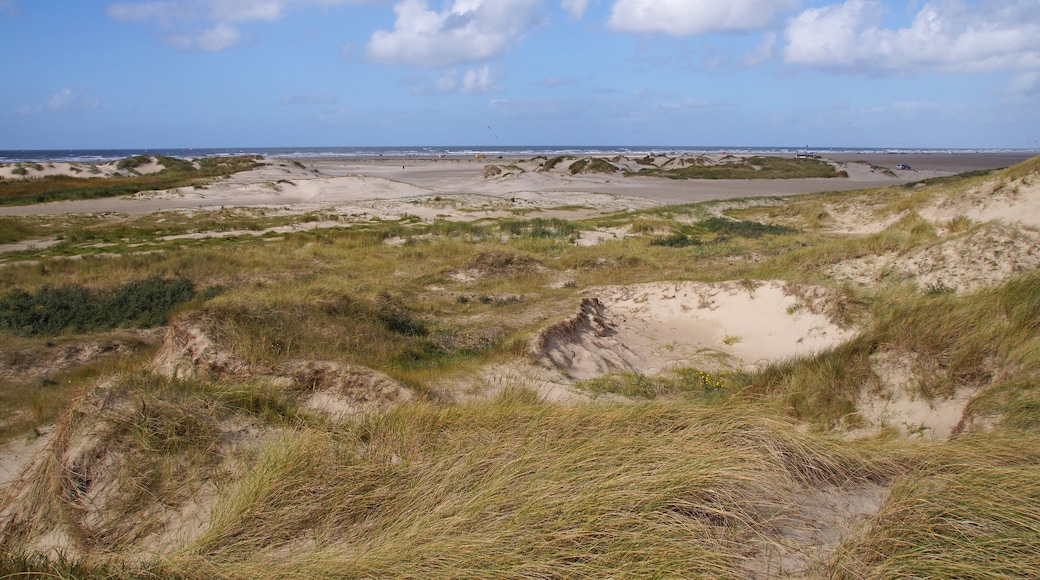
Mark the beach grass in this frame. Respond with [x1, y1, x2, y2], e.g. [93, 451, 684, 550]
[2, 155, 1040, 578]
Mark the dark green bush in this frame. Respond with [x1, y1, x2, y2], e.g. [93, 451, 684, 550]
[699, 217, 798, 238]
[0, 276, 196, 336]
[499, 218, 578, 239]
[649, 233, 701, 247]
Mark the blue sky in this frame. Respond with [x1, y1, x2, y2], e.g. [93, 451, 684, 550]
[2, 0, 1038, 149]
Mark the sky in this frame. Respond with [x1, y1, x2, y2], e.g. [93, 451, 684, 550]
[1, 0, 1039, 149]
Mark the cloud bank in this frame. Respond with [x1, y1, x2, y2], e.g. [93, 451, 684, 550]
[106, 0, 360, 51]
[366, 0, 544, 67]
[783, 0, 1040, 76]
[606, 0, 800, 35]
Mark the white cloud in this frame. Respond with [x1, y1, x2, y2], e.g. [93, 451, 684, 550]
[742, 32, 776, 66]
[0, 0, 16, 12]
[164, 22, 243, 51]
[606, 0, 799, 36]
[461, 65, 494, 92]
[18, 88, 101, 115]
[107, 0, 357, 23]
[784, 0, 1040, 76]
[366, 0, 544, 67]
[1004, 71, 1040, 96]
[417, 65, 497, 93]
[107, 0, 359, 51]
[47, 88, 101, 112]
[107, 1, 191, 23]
[560, 0, 588, 18]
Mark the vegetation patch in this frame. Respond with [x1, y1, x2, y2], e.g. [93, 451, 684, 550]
[649, 232, 701, 247]
[580, 368, 734, 399]
[499, 217, 579, 239]
[539, 155, 573, 172]
[568, 158, 619, 175]
[698, 216, 799, 238]
[0, 276, 198, 337]
[630, 156, 847, 180]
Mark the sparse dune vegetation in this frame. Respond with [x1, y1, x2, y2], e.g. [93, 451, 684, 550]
[2, 154, 1040, 578]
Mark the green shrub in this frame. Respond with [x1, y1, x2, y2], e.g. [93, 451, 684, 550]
[499, 217, 578, 239]
[699, 217, 798, 238]
[0, 276, 197, 336]
[649, 232, 701, 247]
[115, 155, 152, 171]
[569, 158, 618, 175]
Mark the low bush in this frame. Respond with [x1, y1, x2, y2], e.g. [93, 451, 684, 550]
[0, 276, 197, 336]
[649, 232, 701, 247]
[699, 217, 799, 238]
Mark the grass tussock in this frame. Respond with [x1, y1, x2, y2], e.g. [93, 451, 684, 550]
[172, 400, 903, 578]
[0, 372, 226, 552]
[828, 432, 1040, 578]
[3, 158, 1040, 577]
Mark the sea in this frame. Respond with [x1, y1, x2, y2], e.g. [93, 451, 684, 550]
[1, 146, 1035, 164]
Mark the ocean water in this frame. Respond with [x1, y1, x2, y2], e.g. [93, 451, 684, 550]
[0, 146, 1033, 163]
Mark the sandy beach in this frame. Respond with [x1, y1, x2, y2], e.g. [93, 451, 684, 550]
[1, 152, 1033, 218]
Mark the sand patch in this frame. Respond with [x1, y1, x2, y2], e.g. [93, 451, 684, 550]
[153, 316, 251, 380]
[154, 316, 411, 420]
[283, 360, 412, 419]
[922, 173, 1040, 229]
[0, 428, 54, 491]
[849, 350, 986, 440]
[0, 331, 161, 386]
[533, 281, 855, 380]
[445, 362, 593, 405]
[0, 239, 63, 254]
[574, 226, 637, 246]
[828, 224, 1040, 293]
[747, 483, 889, 578]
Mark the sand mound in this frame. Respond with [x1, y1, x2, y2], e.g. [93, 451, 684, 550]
[534, 281, 855, 380]
[922, 171, 1040, 228]
[0, 157, 168, 181]
[480, 164, 505, 179]
[153, 315, 250, 379]
[154, 315, 411, 419]
[533, 297, 643, 380]
[0, 331, 160, 385]
[0, 379, 228, 555]
[828, 223, 1040, 294]
[449, 250, 545, 284]
[282, 360, 411, 418]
